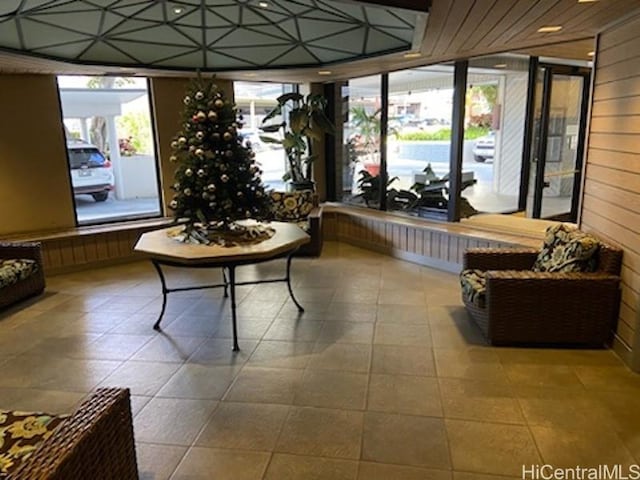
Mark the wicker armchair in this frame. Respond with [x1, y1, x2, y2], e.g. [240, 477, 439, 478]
[0, 241, 45, 310]
[461, 240, 623, 347]
[9, 388, 138, 480]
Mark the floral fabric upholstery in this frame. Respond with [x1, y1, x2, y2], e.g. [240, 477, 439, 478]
[532, 224, 599, 273]
[269, 190, 314, 223]
[0, 259, 39, 289]
[460, 269, 486, 308]
[0, 410, 68, 478]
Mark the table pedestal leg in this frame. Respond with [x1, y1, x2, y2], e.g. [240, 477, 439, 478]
[228, 266, 240, 351]
[152, 261, 168, 330]
[286, 252, 304, 313]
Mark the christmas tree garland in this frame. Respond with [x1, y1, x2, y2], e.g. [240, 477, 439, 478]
[168, 75, 273, 245]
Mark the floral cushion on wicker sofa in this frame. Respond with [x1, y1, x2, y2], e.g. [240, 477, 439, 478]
[533, 224, 599, 273]
[0, 410, 68, 478]
[270, 191, 314, 223]
[460, 269, 487, 308]
[0, 259, 39, 289]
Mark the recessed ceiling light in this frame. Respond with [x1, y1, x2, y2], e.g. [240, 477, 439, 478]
[318, 70, 332, 75]
[578, 0, 598, 3]
[588, 51, 595, 56]
[172, 6, 184, 14]
[258, 1, 269, 7]
[403, 52, 422, 58]
[244, 73, 257, 77]
[537, 25, 563, 33]
[493, 63, 507, 68]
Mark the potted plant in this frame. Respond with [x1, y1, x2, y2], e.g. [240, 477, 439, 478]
[349, 106, 381, 176]
[260, 92, 334, 191]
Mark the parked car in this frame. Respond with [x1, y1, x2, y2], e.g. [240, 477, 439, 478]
[472, 131, 495, 162]
[66, 140, 114, 202]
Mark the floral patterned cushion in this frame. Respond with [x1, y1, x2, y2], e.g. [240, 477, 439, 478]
[533, 224, 599, 273]
[0, 410, 68, 478]
[0, 259, 39, 289]
[269, 190, 314, 222]
[460, 269, 486, 308]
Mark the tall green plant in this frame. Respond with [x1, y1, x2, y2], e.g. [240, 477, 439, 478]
[260, 92, 334, 185]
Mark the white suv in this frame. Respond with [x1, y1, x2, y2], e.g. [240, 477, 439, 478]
[67, 140, 114, 202]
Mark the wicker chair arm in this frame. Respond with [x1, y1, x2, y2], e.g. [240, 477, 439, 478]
[0, 241, 43, 262]
[11, 387, 139, 480]
[463, 248, 539, 271]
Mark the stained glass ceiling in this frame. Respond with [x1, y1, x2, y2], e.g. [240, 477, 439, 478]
[0, 0, 423, 71]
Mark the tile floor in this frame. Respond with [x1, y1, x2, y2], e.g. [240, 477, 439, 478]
[1, 241, 639, 479]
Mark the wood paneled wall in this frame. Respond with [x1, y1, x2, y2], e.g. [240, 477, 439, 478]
[582, 12, 640, 369]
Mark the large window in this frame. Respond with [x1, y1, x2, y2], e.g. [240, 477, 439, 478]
[234, 81, 290, 191]
[57, 76, 161, 225]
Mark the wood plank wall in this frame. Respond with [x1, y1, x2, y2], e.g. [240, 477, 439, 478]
[582, 11, 640, 369]
[323, 209, 534, 272]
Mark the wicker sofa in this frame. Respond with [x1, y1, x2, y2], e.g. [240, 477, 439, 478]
[269, 190, 323, 256]
[2, 387, 138, 479]
[460, 225, 623, 346]
[0, 242, 45, 310]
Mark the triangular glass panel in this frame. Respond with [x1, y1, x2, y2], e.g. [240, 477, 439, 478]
[214, 28, 290, 47]
[156, 50, 205, 68]
[29, 11, 103, 35]
[270, 45, 316, 66]
[173, 8, 202, 27]
[297, 18, 357, 42]
[108, 1, 151, 19]
[249, 24, 293, 42]
[21, 0, 55, 13]
[307, 45, 351, 63]
[381, 26, 415, 43]
[109, 40, 192, 64]
[366, 28, 407, 53]
[0, 0, 21, 16]
[105, 19, 158, 36]
[133, 3, 165, 22]
[308, 27, 365, 54]
[275, 0, 314, 15]
[111, 24, 196, 46]
[35, 40, 94, 59]
[205, 8, 235, 28]
[26, 1, 98, 15]
[239, 6, 272, 26]
[301, 8, 349, 22]
[100, 11, 127, 35]
[224, 45, 291, 65]
[317, 1, 364, 22]
[79, 40, 137, 63]
[366, 8, 416, 28]
[208, 5, 240, 24]
[253, 8, 288, 24]
[0, 20, 21, 49]
[205, 50, 253, 69]
[21, 19, 90, 50]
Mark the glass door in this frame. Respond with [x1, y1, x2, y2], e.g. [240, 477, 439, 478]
[529, 65, 589, 221]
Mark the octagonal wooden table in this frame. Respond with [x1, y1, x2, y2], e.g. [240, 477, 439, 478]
[134, 222, 310, 351]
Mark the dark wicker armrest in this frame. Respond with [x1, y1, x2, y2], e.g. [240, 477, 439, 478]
[0, 241, 43, 262]
[463, 248, 539, 271]
[11, 388, 139, 480]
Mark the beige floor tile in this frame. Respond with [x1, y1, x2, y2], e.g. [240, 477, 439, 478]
[362, 412, 450, 469]
[264, 453, 358, 480]
[162, 314, 224, 337]
[427, 306, 469, 325]
[212, 315, 274, 340]
[130, 395, 152, 417]
[106, 313, 165, 335]
[196, 402, 289, 450]
[276, 406, 363, 459]
[134, 397, 217, 445]
[76, 333, 154, 361]
[574, 365, 640, 391]
[131, 335, 206, 363]
[248, 340, 315, 369]
[136, 443, 187, 480]
[294, 369, 368, 410]
[99, 360, 181, 396]
[503, 364, 583, 388]
[171, 447, 270, 480]
[332, 290, 380, 304]
[22, 333, 102, 358]
[496, 347, 623, 366]
[593, 389, 640, 459]
[368, 374, 442, 417]
[158, 364, 240, 399]
[377, 305, 429, 324]
[374, 323, 431, 346]
[225, 367, 303, 404]
[277, 302, 331, 321]
[317, 321, 374, 344]
[530, 425, 636, 468]
[263, 317, 325, 342]
[188, 338, 257, 366]
[453, 472, 519, 480]
[378, 290, 426, 305]
[325, 303, 378, 323]
[236, 300, 286, 319]
[446, 419, 541, 476]
[371, 344, 436, 376]
[516, 386, 615, 431]
[357, 461, 452, 480]
[430, 322, 487, 349]
[434, 348, 508, 383]
[0, 387, 85, 414]
[308, 343, 371, 373]
[440, 378, 524, 424]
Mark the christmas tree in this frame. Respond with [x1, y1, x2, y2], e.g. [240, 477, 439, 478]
[168, 76, 271, 244]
